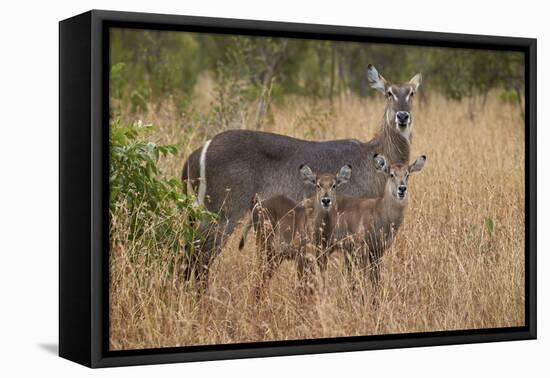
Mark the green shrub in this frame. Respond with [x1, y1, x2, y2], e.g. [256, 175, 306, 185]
[109, 119, 216, 268]
[499, 89, 520, 104]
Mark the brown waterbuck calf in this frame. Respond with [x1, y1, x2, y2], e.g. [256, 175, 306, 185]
[332, 154, 426, 291]
[239, 164, 352, 297]
[182, 64, 422, 291]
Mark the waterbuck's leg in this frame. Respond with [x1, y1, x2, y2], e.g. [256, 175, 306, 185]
[255, 240, 280, 302]
[368, 247, 382, 290]
[183, 218, 238, 294]
[182, 221, 217, 294]
[343, 238, 359, 291]
[366, 246, 383, 308]
[344, 250, 354, 285]
[317, 248, 329, 273]
[316, 242, 335, 291]
[296, 242, 316, 297]
[370, 260, 381, 290]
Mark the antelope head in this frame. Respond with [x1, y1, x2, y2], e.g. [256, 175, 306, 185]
[300, 164, 352, 212]
[368, 64, 422, 141]
[374, 154, 426, 202]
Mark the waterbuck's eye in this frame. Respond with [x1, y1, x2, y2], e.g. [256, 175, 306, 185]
[386, 91, 393, 98]
[390, 173, 395, 178]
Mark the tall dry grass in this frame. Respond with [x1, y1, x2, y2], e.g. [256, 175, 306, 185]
[109, 92, 525, 350]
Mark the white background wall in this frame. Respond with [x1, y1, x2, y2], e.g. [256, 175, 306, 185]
[0, 0, 546, 376]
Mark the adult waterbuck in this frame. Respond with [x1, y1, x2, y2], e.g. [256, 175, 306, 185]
[238, 164, 352, 298]
[181, 64, 422, 290]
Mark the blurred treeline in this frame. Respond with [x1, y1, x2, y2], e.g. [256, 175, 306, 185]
[110, 28, 525, 118]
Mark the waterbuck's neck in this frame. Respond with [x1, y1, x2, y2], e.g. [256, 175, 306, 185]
[372, 105, 411, 165]
[312, 203, 333, 226]
[308, 199, 336, 241]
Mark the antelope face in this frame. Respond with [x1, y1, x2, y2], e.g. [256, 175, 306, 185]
[300, 164, 352, 211]
[367, 64, 422, 139]
[388, 164, 411, 201]
[374, 154, 426, 202]
[316, 175, 338, 210]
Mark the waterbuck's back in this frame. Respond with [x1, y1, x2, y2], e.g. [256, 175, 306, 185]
[183, 129, 405, 224]
[334, 194, 405, 257]
[252, 195, 306, 246]
[332, 195, 379, 235]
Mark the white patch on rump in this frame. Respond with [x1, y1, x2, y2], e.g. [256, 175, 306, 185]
[197, 139, 212, 206]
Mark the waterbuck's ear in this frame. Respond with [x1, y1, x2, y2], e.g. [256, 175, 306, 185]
[336, 165, 352, 186]
[409, 155, 426, 173]
[367, 64, 387, 94]
[373, 154, 388, 172]
[299, 164, 316, 185]
[409, 73, 422, 92]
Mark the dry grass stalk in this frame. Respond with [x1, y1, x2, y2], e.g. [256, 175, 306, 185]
[110, 92, 524, 350]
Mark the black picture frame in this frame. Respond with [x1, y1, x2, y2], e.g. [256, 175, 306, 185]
[59, 9, 537, 368]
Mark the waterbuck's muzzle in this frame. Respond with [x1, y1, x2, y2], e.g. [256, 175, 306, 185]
[321, 197, 332, 209]
[397, 185, 407, 199]
[396, 111, 410, 127]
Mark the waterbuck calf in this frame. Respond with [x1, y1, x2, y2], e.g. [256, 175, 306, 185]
[182, 64, 422, 290]
[332, 154, 426, 290]
[239, 164, 352, 297]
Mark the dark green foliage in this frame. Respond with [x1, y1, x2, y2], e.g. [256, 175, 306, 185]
[109, 119, 179, 213]
[431, 48, 524, 101]
[109, 119, 216, 265]
[110, 28, 524, 116]
[110, 62, 126, 101]
[110, 28, 202, 109]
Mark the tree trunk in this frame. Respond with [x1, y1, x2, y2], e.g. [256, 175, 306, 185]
[254, 67, 274, 130]
[329, 43, 336, 106]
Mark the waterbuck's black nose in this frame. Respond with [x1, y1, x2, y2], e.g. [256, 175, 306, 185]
[321, 198, 331, 207]
[398, 185, 407, 194]
[396, 111, 410, 124]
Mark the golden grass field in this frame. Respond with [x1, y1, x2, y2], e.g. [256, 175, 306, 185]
[109, 87, 525, 350]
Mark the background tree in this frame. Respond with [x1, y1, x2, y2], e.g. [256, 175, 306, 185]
[110, 29, 525, 121]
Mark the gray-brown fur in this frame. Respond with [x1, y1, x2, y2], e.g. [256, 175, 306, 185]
[298, 164, 352, 272]
[328, 154, 426, 289]
[243, 195, 310, 297]
[238, 165, 351, 297]
[181, 64, 422, 290]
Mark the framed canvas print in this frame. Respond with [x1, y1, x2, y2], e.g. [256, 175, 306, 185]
[59, 10, 536, 368]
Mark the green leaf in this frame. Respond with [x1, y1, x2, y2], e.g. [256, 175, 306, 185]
[484, 217, 494, 237]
